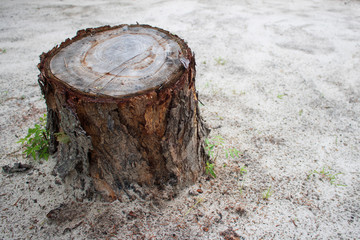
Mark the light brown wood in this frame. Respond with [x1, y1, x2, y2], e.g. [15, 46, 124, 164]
[38, 24, 209, 202]
[50, 25, 184, 97]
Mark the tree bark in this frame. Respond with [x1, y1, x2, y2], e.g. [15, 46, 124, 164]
[38, 24, 209, 201]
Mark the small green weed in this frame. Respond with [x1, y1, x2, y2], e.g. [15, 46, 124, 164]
[213, 135, 224, 145]
[307, 167, 346, 187]
[262, 186, 273, 200]
[204, 81, 211, 88]
[299, 109, 303, 116]
[17, 114, 50, 160]
[204, 135, 224, 158]
[277, 94, 286, 99]
[237, 166, 247, 195]
[0, 48, 6, 53]
[204, 136, 243, 179]
[205, 138, 215, 158]
[215, 57, 226, 65]
[225, 148, 242, 159]
[205, 161, 216, 178]
[238, 165, 247, 176]
[205, 135, 243, 159]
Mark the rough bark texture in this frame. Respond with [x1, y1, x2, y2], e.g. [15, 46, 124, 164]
[38, 24, 209, 201]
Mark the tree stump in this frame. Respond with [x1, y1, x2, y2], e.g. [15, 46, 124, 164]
[38, 24, 209, 201]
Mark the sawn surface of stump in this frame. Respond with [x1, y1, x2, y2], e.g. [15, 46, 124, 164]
[38, 24, 209, 201]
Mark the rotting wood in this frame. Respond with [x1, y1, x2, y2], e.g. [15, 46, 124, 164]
[38, 24, 209, 201]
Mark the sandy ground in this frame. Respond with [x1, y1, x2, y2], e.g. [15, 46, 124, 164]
[1, 0, 360, 239]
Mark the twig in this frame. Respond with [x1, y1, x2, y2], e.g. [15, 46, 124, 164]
[63, 221, 83, 234]
[13, 196, 22, 206]
[6, 147, 22, 157]
[184, 198, 204, 216]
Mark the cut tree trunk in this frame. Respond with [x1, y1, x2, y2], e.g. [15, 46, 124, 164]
[38, 24, 209, 201]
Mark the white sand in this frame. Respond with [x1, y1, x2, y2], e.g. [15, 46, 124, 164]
[1, 0, 359, 239]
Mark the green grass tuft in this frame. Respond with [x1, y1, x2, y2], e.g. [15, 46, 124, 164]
[17, 114, 50, 160]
